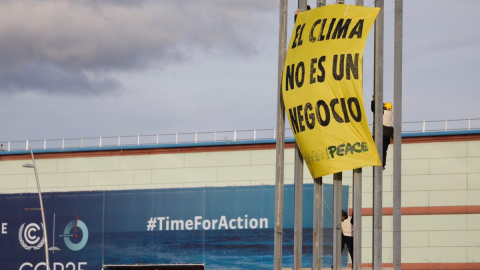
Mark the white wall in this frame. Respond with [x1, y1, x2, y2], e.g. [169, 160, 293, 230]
[1, 138, 479, 266]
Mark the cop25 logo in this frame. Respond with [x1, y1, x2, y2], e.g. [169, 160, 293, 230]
[18, 217, 89, 252]
[18, 223, 45, 250]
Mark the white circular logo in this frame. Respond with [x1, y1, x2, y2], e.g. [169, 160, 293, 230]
[18, 223, 45, 250]
[62, 219, 89, 251]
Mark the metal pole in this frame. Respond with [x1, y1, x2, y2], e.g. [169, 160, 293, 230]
[29, 147, 51, 270]
[373, 0, 384, 269]
[353, 168, 362, 270]
[332, 2, 345, 269]
[292, 1, 307, 268]
[102, 190, 106, 267]
[298, 0, 307, 10]
[293, 144, 304, 269]
[293, 1, 307, 268]
[312, 177, 323, 269]
[354, 0, 364, 269]
[273, 0, 288, 268]
[333, 172, 343, 270]
[312, 0, 326, 266]
[393, 0, 403, 268]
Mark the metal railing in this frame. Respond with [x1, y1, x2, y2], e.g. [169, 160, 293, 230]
[1, 118, 479, 153]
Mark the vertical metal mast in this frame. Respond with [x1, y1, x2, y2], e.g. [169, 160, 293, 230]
[312, 0, 326, 265]
[312, 4, 326, 270]
[353, 1, 364, 269]
[393, 0, 403, 268]
[373, 0, 384, 269]
[293, 1, 307, 268]
[313, 174, 323, 270]
[293, 145, 304, 269]
[311, 0, 327, 265]
[273, 0, 288, 268]
[333, 172, 343, 270]
[353, 168, 362, 270]
[331, 2, 345, 270]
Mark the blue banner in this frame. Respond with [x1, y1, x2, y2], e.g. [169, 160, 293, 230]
[0, 184, 349, 269]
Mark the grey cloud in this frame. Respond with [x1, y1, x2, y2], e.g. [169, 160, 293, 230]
[0, 0, 275, 94]
[0, 62, 123, 95]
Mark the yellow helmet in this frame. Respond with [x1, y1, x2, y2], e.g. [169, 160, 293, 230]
[384, 102, 392, 111]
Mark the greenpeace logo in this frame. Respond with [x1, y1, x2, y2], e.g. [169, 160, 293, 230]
[304, 141, 370, 165]
[327, 141, 369, 159]
[146, 215, 268, 231]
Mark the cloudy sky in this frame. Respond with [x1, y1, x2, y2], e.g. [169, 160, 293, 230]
[1, 0, 479, 143]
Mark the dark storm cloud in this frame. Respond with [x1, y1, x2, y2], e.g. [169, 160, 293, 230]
[0, 0, 275, 95]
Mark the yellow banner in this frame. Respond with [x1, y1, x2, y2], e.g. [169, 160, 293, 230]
[283, 4, 381, 178]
